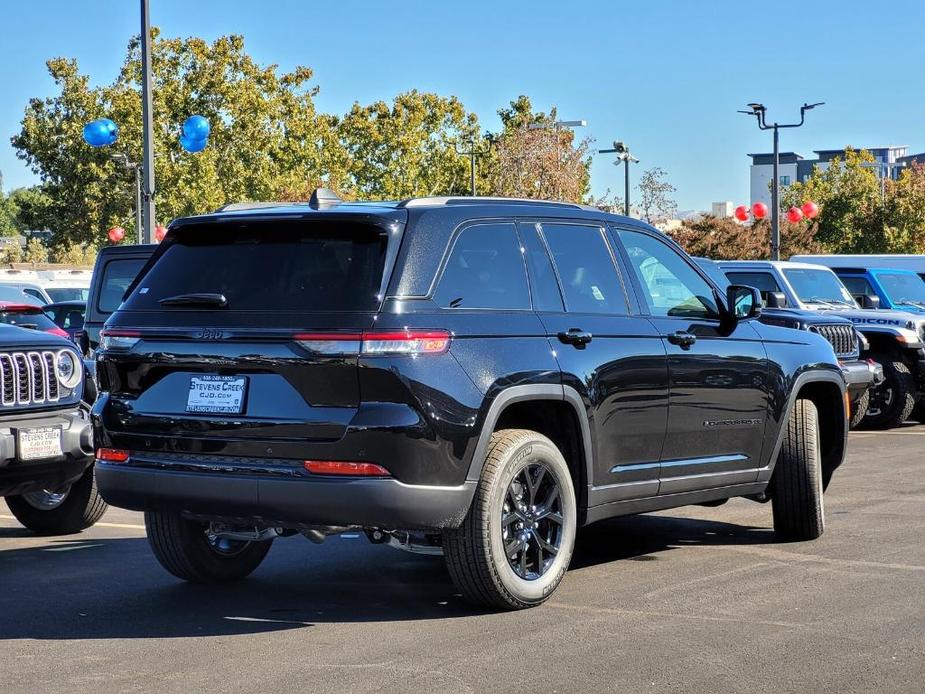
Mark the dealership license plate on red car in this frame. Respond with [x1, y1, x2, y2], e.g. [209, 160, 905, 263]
[18, 427, 63, 460]
[186, 375, 248, 415]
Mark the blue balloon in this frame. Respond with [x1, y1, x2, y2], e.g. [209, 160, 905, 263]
[180, 133, 208, 153]
[182, 115, 210, 142]
[83, 119, 118, 147]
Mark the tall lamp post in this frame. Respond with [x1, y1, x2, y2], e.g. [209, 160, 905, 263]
[528, 119, 586, 199]
[139, 0, 156, 244]
[453, 139, 492, 196]
[739, 102, 823, 260]
[598, 141, 638, 216]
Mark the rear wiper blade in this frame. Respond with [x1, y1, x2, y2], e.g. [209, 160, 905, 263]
[158, 293, 228, 308]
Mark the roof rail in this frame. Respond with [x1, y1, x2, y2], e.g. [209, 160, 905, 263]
[215, 188, 343, 213]
[397, 196, 585, 210]
[215, 201, 300, 212]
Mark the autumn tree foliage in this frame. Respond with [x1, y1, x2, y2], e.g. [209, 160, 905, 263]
[488, 97, 592, 203]
[667, 215, 822, 260]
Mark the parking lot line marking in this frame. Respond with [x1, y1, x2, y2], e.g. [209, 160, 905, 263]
[851, 431, 925, 437]
[43, 543, 103, 552]
[545, 601, 804, 628]
[224, 616, 313, 627]
[727, 545, 925, 572]
[0, 514, 145, 530]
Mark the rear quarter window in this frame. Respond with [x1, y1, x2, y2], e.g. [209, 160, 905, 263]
[433, 223, 530, 310]
[98, 258, 147, 314]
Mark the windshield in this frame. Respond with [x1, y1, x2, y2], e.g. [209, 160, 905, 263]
[876, 272, 925, 306]
[123, 221, 388, 313]
[783, 268, 857, 307]
[0, 307, 58, 331]
[45, 287, 89, 302]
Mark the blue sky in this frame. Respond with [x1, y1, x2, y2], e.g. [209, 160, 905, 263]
[1, 0, 923, 210]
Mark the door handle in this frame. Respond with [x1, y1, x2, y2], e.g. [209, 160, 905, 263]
[558, 328, 593, 346]
[667, 330, 697, 348]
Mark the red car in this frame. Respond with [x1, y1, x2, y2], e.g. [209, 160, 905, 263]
[0, 302, 70, 339]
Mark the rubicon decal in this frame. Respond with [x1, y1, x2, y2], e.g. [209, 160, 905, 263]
[847, 317, 903, 326]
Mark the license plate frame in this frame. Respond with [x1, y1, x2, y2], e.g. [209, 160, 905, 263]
[18, 426, 64, 461]
[186, 375, 248, 415]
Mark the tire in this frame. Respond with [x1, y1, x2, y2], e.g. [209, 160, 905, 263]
[443, 429, 577, 610]
[145, 509, 272, 583]
[862, 354, 915, 429]
[848, 388, 870, 430]
[771, 399, 825, 541]
[6, 466, 108, 535]
[908, 399, 925, 424]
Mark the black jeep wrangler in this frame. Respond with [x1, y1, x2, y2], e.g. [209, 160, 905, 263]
[0, 324, 104, 534]
[94, 193, 847, 609]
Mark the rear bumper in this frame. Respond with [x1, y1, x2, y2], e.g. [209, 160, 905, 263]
[0, 408, 95, 497]
[96, 459, 477, 531]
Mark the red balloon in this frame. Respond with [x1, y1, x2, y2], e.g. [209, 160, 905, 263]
[786, 207, 804, 223]
[154, 225, 167, 242]
[107, 226, 125, 243]
[752, 202, 768, 220]
[801, 201, 819, 219]
[734, 205, 750, 222]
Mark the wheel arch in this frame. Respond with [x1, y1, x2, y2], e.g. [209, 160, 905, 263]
[465, 385, 594, 515]
[762, 370, 847, 491]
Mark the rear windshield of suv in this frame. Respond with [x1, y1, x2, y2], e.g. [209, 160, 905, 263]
[122, 221, 388, 312]
[0, 307, 58, 331]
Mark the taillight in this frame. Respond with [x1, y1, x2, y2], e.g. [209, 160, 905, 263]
[47, 327, 70, 339]
[97, 447, 130, 463]
[294, 330, 451, 356]
[99, 329, 141, 351]
[362, 330, 450, 355]
[304, 460, 391, 477]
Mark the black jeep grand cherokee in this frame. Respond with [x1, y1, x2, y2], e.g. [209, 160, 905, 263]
[94, 193, 847, 609]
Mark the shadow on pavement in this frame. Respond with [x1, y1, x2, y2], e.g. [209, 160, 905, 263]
[0, 512, 775, 639]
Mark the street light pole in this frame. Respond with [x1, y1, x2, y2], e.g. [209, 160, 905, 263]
[139, 0, 156, 244]
[598, 141, 639, 216]
[453, 140, 492, 196]
[739, 102, 823, 261]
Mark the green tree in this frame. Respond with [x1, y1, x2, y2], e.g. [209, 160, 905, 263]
[884, 161, 925, 252]
[0, 174, 19, 237]
[12, 31, 343, 247]
[337, 90, 480, 199]
[781, 148, 884, 253]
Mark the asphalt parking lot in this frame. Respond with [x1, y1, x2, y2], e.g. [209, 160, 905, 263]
[1, 427, 923, 694]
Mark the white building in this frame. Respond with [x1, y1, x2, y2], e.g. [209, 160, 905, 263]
[711, 201, 733, 218]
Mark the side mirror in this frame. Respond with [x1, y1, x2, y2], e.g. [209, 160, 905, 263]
[766, 291, 787, 308]
[727, 285, 762, 320]
[860, 294, 880, 310]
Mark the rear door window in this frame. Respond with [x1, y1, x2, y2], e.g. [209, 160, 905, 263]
[123, 222, 388, 312]
[541, 223, 627, 314]
[434, 223, 530, 309]
[99, 259, 147, 313]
